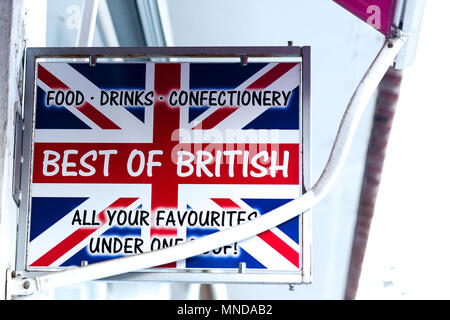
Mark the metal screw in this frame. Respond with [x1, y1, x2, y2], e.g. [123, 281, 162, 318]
[387, 42, 394, 48]
[23, 280, 30, 289]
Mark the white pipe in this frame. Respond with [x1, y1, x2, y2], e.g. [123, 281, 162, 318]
[28, 37, 405, 294]
[76, 0, 99, 47]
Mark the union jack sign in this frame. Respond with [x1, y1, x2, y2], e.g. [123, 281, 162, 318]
[17, 47, 311, 284]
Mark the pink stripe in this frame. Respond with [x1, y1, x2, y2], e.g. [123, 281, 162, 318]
[38, 64, 69, 89]
[258, 230, 300, 268]
[151, 228, 178, 236]
[30, 228, 96, 268]
[76, 102, 121, 129]
[246, 63, 298, 90]
[210, 198, 241, 208]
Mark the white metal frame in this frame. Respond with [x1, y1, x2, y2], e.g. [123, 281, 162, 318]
[11, 46, 312, 299]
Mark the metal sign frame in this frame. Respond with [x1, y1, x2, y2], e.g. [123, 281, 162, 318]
[15, 46, 311, 285]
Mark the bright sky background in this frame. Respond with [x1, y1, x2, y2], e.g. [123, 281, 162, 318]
[357, 0, 450, 299]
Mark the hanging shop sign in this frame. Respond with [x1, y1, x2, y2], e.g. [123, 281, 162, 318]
[16, 47, 311, 284]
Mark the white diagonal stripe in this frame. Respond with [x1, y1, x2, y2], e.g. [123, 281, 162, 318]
[40, 62, 148, 130]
